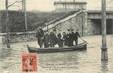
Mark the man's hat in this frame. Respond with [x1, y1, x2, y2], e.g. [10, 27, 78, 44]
[53, 29, 56, 31]
[67, 29, 70, 31]
[70, 28, 74, 31]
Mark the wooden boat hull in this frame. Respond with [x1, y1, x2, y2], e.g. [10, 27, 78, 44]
[27, 42, 87, 53]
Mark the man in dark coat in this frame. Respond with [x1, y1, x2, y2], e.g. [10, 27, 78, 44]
[62, 32, 68, 46]
[36, 27, 44, 48]
[43, 32, 50, 48]
[57, 33, 63, 47]
[68, 29, 74, 46]
[66, 29, 71, 46]
[74, 30, 80, 45]
[49, 31, 57, 47]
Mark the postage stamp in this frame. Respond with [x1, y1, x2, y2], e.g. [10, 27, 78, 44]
[21, 53, 37, 72]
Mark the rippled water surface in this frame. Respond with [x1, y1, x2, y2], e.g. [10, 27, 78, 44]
[0, 35, 113, 73]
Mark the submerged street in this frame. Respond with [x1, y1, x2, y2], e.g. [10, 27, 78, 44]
[0, 35, 113, 73]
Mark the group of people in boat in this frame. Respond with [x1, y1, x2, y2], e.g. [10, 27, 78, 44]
[36, 27, 80, 48]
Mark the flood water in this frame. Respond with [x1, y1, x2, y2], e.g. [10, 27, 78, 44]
[0, 35, 113, 73]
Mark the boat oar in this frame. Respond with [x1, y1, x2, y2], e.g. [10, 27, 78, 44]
[79, 37, 88, 44]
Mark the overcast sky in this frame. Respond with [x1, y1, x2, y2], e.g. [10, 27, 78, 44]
[0, 0, 55, 11]
[0, 0, 113, 12]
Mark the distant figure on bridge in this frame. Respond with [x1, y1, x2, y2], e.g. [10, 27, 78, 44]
[36, 27, 44, 48]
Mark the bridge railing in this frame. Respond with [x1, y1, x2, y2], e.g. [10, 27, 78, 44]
[0, 31, 37, 43]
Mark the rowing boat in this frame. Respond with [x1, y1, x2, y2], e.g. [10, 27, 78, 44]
[27, 42, 87, 53]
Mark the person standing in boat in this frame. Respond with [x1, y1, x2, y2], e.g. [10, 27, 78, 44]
[71, 29, 76, 46]
[68, 29, 74, 46]
[43, 32, 50, 48]
[36, 27, 44, 48]
[66, 29, 71, 47]
[57, 33, 63, 47]
[62, 32, 68, 46]
[74, 30, 80, 45]
[49, 30, 57, 47]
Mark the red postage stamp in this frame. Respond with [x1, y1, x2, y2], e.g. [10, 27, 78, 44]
[21, 53, 37, 72]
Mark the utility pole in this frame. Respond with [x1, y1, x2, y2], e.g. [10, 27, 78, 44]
[22, 0, 28, 43]
[23, 0, 28, 32]
[81, 11, 84, 36]
[22, 0, 24, 11]
[5, 0, 26, 48]
[101, 0, 108, 61]
[5, 0, 10, 48]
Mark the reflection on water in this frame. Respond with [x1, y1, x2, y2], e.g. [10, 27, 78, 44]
[0, 48, 13, 71]
[38, 47, 113, 73]
[101, 61, 108, 73]
[0, 48, 12, 60]
[0, 35, 113, 73]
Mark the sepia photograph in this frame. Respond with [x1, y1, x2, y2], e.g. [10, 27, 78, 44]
[0, 0, 113, 73]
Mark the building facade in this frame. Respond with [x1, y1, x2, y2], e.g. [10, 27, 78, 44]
[54, 0, 87, 12]
[87, 10, 113, 35]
